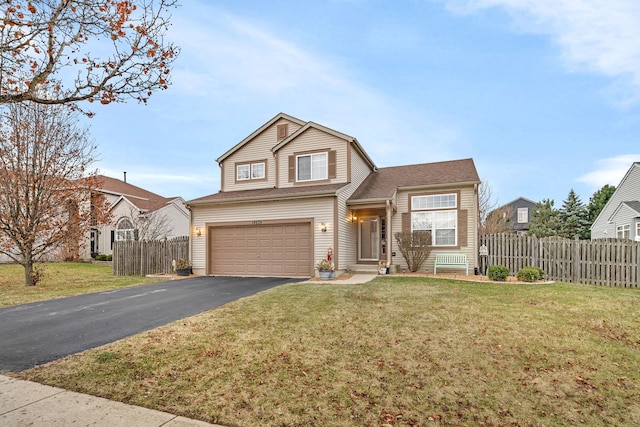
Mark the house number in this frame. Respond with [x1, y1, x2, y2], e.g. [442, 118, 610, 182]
[252, 220, 263, 225]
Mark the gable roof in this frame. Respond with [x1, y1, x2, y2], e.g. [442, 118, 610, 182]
[591, 162, 640, 231]
[216, 112, 306, 164]
[608, 200, 640, 221]
[94, 175, 173, 213]
[272, 121, 377, 170]
[498, 197, 537, 208]
[348, 158, 480, 202]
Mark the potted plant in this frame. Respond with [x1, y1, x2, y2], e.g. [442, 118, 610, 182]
[378, 260, 388, 275]
[316, 259, 335, 280]
[174, 258, 191, 276]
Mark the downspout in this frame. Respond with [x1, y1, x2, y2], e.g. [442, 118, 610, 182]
[386, 199, 392, 269]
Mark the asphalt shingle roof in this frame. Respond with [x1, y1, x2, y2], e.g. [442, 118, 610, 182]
[349, 158, 479, 201]
[187, 183, 348, 205]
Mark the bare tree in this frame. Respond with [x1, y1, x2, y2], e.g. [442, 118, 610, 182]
[0, 99, 108, 285]
[394, 231, 432, 272]
[478, 180, 512, 236]
[123, 204, 172, 241]
[0, 1, 179, 109]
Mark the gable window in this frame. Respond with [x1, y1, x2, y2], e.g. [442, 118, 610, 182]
[411, 193, 457, 246]
[517, 207, 528, 223]
[236, 161, 266, 182]
[617, 224, 630, 239]
[297, 152, 327, 181]
[116, 218, 136, 241]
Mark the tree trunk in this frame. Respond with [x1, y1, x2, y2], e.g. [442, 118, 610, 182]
[23, 260, 35, 286]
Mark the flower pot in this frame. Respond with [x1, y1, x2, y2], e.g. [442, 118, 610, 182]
[319, 270, 334, 280]
[175, 268, 190, 276]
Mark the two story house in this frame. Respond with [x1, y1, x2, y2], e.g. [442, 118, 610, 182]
[187, 113, 480, 277]
[591, 162, 640, 240]
[85, 175, 190, 258]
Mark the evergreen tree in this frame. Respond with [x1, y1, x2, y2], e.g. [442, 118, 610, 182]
[587, 184, 616, 222]
[528, 199, 559, 238]
[558, 189, 590, 239]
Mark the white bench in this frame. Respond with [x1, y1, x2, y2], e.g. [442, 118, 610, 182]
[434, 253, 469, 275]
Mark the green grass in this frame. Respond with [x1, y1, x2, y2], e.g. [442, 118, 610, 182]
[0, 263, 167, 307]
[17, 277, 640, 426]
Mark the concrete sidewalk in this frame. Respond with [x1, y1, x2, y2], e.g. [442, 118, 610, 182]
[0, 375, 221, 427]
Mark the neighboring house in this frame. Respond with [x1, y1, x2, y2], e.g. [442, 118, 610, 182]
[187, 113, 480, 277]
[84, 175, 190, 258]
[494, 197, 537, 234]
[591, 162, 640, 240]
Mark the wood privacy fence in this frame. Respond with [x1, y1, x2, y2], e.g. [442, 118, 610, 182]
[480, 233, 640, 288]
[113, 236, 190, 276]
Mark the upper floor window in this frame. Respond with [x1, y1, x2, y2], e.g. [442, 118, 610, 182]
[297, 152, 327, 181]
[517, 207, 528, 223]
[236, 161, 265, 182]
[411, 193, 458, 246]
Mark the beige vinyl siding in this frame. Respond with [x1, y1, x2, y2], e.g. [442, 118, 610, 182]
[222, 119, 302, 192]
[190, 197, 334, 275]
[391, 185, 478, 273]
[277, 128, 349, 188]
[591, 164, 640, 239]
[337, 146, 376, 268]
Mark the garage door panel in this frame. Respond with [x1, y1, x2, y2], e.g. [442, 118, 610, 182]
[209, 222, 312, 277]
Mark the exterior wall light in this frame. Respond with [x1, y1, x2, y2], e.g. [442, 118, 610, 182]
[321, 223, 327, 232]
[195, 227, 202, 236]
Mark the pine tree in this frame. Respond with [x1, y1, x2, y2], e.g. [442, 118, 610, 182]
[528, 199, 559, 238]
[558, 189, 590, 239]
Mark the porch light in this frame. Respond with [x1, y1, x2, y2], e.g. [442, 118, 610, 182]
[195, 227, 202, 236]
[321, 223, 327, 232]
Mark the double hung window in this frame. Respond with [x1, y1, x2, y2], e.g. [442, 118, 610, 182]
[517, 207, 528, 223]
[297, 152, 327, 181]
[411, 193, 457, 246]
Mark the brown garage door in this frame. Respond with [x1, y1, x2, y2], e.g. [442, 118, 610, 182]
[208, 222, 312, 277]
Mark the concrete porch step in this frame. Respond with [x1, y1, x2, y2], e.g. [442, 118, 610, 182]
[348, 264, 381, 273]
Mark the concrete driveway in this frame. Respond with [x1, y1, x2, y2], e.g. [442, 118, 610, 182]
[0, 276, 301, 372]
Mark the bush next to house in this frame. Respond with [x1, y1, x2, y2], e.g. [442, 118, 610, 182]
[517, 266, 545, 282]
[95, 254, 112, 261]
[488, 265, 510, 281]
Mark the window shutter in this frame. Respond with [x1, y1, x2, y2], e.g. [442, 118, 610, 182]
[328, 150, 337, 179]
[110, 230, 114, 249]
[288, 155, 295, 182]
[134, 229, 139, 241]
[458, 209, 467, 247]
[402, 212, 410, 234]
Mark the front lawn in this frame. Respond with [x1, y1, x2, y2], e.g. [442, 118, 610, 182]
[0, 263, 167, 307]
[17, 277, 640, 426]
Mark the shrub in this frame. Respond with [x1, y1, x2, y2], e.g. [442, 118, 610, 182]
[95, 254, 108, 261]
[517, 266, 545, 282]
[488, 265, 510, 281]
[106, 254, 112, 261]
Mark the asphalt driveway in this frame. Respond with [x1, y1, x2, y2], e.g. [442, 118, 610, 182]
[0, 276, 301, 372]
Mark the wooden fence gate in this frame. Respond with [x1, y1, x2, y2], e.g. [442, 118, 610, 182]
[480, 234, 640, 288]
[113, 236, 189, 276]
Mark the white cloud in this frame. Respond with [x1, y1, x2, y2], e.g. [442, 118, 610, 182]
[577, 154, 640, 188]
[440, 0, 640, 106]
[162, 1, 463, 165]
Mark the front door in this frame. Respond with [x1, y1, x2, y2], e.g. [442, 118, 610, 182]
[359, 216, 379, 261]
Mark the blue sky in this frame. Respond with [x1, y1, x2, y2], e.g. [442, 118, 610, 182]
[88, 0, 640, 208]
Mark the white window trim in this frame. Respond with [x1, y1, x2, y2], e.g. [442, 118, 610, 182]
[517, 207, 528, 224]
[236, 164, 250, 181]
[410, 193, 458, 247]
[297, 152, 327, 182]
[251, 162, 265, 179]
[617, 224, 630, 239]
[116, 218, 136, 241]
